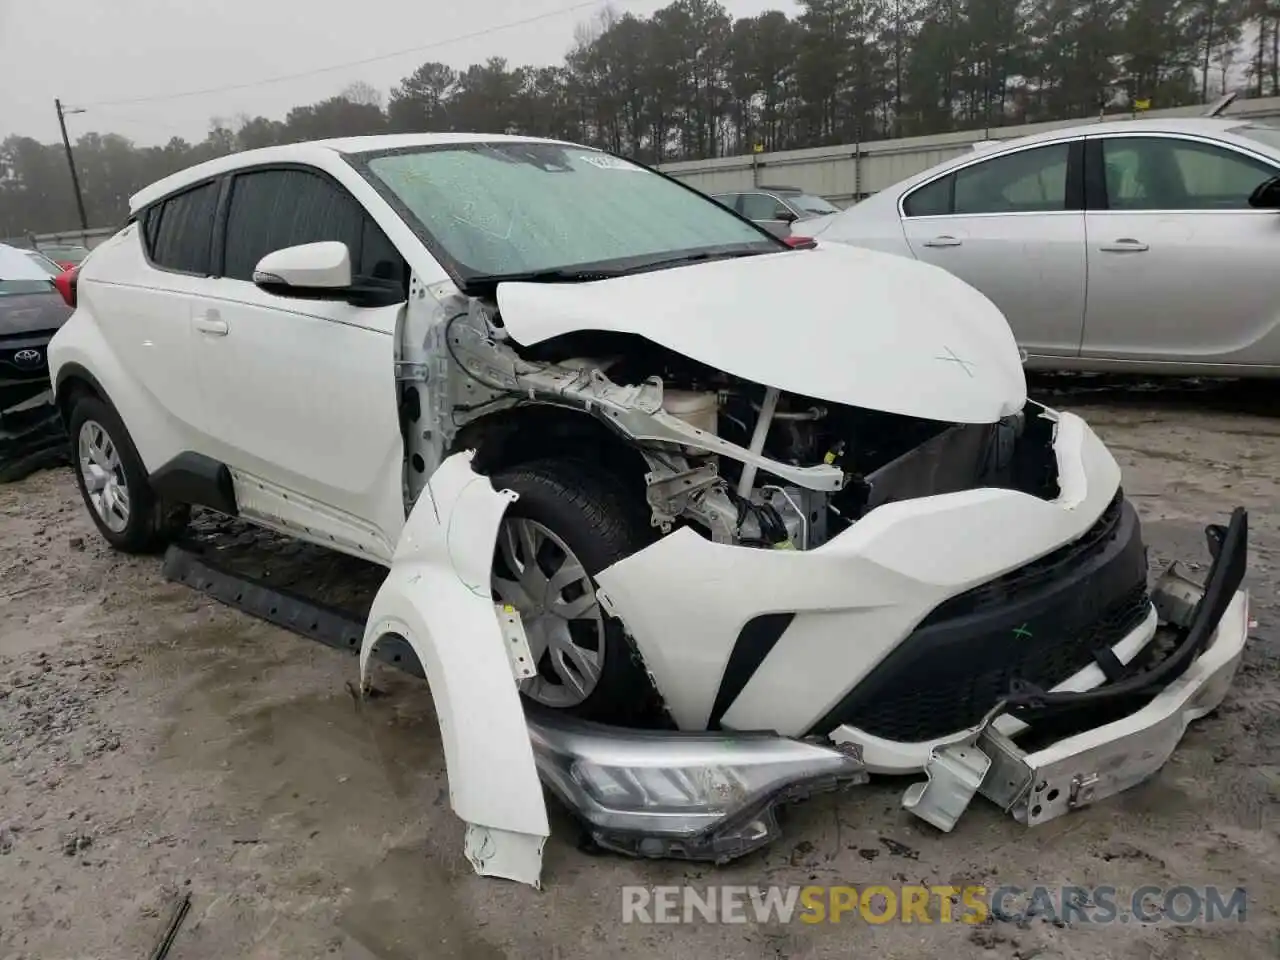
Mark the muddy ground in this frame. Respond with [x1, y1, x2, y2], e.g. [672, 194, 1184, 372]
[1, 380, 1277, 960]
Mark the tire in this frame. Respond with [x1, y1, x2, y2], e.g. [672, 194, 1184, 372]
[68, 393, 189, 553]
[491, 458, 663, 727]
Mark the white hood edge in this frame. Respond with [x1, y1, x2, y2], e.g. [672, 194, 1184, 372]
[495, 244, 1027, 424]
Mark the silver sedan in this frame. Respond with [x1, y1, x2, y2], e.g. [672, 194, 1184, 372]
[797, 117, 1280, 377]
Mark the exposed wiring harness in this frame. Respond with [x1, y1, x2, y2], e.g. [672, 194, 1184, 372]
[762, 485, 808, 550]
[728, 487, 791, 548]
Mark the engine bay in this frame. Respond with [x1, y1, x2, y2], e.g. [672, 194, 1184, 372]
[402, 299, 1060, 552]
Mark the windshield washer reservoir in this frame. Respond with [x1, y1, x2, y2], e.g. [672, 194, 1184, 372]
[661, 389, 719, 436]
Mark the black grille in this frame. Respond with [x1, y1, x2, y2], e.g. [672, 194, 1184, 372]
[811, 493, 1152, 743]
[0, 331, 55, 411]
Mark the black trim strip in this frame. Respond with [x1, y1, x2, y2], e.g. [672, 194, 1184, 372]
[149, 451, 239, 517]
[209, 174, 233, 279]
[1092, 646, 1127, 683]
[1084, 138, 1109, 211]
[53, 361, 106, 405]
[708, 613, 795, 728]
[1066, 139, 1086, 211]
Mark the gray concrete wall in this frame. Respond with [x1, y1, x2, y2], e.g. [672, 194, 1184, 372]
[2, 227, 116, 253]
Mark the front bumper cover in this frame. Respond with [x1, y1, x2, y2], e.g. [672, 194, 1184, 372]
[904, 506, 1249, 831]
[531, 507, 1249, 858]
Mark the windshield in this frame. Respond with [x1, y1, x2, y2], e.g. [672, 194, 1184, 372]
[1230, 124, 1280, 153]
[0, 247, 57, 294]
[353, 142, 777, 284]
[24, 252, 62, 277]
[791, 194, 840, 216]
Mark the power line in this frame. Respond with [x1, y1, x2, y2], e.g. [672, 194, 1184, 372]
[76, 0, 613, 110]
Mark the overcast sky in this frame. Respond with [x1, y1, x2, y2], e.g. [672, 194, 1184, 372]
[0, 0, 798, 147]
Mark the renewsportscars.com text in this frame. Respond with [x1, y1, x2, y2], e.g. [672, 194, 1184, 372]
[621, 884, 1248, 926]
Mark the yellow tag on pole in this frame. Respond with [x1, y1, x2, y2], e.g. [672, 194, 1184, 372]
[1134, 98, 1151, 111]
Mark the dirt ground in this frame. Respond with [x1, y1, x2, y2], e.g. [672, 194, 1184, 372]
[1, 380, 1277, 960]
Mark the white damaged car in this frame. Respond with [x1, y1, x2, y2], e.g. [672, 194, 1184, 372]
[47, 134, 1251, 888]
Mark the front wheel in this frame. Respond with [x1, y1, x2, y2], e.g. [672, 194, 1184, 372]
[68, 393, 188, 553]
[490, 459, 661, 726]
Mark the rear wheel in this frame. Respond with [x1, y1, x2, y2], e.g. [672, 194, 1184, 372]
[491, 459, 661, 726]
[69, 393, 189, 553]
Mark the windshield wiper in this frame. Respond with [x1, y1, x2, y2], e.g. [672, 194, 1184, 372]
[463, 247, 771, 293]
[618, 248, 767, 275]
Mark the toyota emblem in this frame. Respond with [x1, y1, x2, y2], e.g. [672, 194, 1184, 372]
[12, 349, 42, 368]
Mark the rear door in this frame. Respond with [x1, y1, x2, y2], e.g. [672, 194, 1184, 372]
[191, 165, 411, 560]
[1081, 133, 1280, 368]
[89, 180, 221, 460]
[898, 140, 1087, 358]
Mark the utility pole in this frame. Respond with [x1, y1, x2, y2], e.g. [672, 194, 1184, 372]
[55, 98, 88, 230]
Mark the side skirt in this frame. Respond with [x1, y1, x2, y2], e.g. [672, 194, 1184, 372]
[160, 543, 420, 675]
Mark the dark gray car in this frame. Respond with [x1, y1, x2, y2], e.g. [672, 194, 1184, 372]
[712, 186, 841, 238]
[1, 246, 74, 480]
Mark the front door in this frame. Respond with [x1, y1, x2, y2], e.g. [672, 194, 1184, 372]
[738, 192, 796, 238]
[1081, 133, 1280, 369]
[899, 140, 1088, 358]
[191, 166, 411, 562]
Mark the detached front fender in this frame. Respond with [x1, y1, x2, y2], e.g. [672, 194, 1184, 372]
[360, 451, 548, 887]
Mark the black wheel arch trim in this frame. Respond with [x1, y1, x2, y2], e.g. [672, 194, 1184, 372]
[55, 366, 239, 517]
[149, 452, 239, 517]
[53, 362, 110, 425]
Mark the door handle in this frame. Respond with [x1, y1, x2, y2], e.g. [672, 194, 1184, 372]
[194, 312, 229, 336]
[1098, 238, 1149, 253]
[922, 235, 963, 248]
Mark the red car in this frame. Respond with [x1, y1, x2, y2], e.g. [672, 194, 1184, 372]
[39, 244, 91, 271]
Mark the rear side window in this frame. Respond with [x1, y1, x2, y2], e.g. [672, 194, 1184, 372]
[954, 144, 1069, 214]
[221, 168, 406, 286]
[147, 181, 220, 274]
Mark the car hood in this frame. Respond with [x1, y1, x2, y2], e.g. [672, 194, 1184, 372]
[495, 244, 1027, 423]
[0, 292, 72, 337]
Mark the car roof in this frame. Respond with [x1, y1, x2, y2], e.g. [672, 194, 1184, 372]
[851, 116, 1278, 208]
[983, 116, 1253, 148]
[713, 186, 808, 196]
[128, 132, 584, 213]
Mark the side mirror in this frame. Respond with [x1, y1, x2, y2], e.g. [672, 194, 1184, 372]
[252, 241, 403, 307]
[776, 208, 799, 223]
[253, 241, 353, 292]
[1247, 176, 1280, 209]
